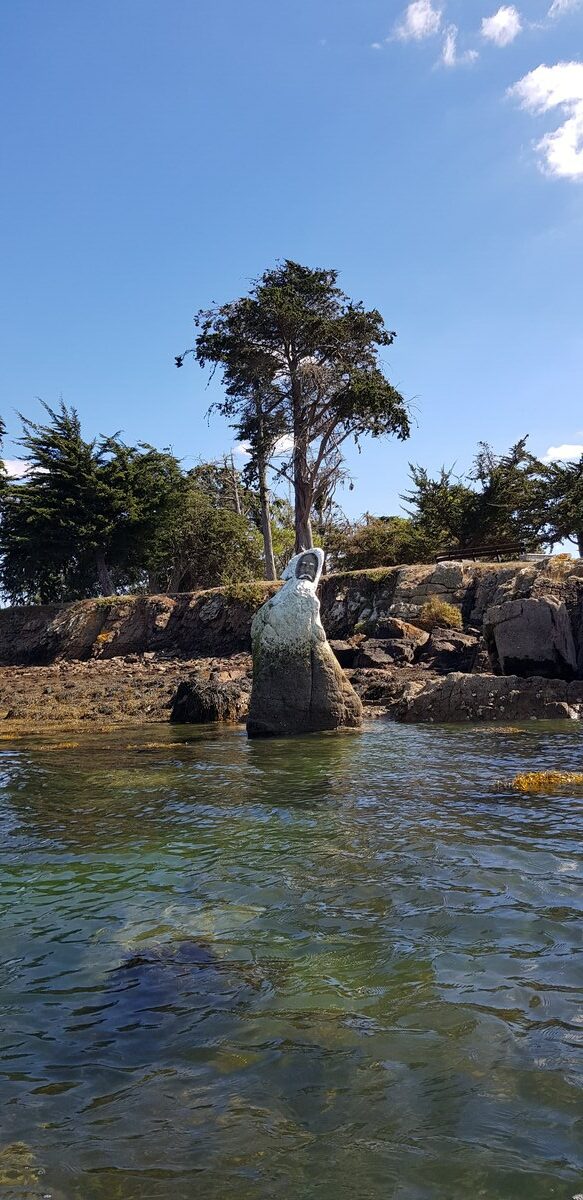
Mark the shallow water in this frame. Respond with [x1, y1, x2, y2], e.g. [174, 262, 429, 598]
[0, 719, 582, 1200]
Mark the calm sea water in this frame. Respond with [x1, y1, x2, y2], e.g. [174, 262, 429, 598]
[0, 720, 581, 1200]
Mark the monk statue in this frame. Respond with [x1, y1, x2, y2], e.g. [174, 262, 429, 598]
[246, 548, 363, 737]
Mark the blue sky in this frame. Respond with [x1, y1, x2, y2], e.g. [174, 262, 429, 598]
[1, 0, 582, 519]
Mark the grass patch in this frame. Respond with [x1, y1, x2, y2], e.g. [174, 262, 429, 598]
[223, 581, 281, 609]
[418, 597, 463, 631]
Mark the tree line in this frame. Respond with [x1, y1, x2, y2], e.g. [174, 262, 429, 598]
[1, 260, 581, 604]
[1, 405, 581, 606]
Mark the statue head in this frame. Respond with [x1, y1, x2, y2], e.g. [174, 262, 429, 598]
[281, 547, 325, 589]
[295, 551, 319, 583]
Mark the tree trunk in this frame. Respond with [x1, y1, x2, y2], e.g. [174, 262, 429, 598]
[294, 474, 314, 552]
[251, 381, 277, 578]
[229, 453, 242, 516]
[96, 552, 114, 596]
[291, 373, 314, 553]
[258, 451, 277, 580]
[577, 531, 583, 558]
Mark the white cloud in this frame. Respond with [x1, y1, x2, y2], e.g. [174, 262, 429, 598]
[273, 435, 294, 457]
[481, 5, 522, 45]
[542, 442, 583, 462]
[394, 0, 442, 41]
[3, 459, 30, 478]
[548, 0, 582, 16]
[233, 435, 294, 460]
[371, 41, 383, 50]
[441, 24, 479, 66]
[509, 61, 583, 178]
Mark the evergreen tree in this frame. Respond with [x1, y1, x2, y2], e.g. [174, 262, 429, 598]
[404, 439, 547, 554]
[179, 260, 410, 552]
[543, 455, 583, 554]
[146, 475, 263, 592]
[0, 403, 184, 603]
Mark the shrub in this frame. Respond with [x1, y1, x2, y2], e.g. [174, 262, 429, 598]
[544, 553, 574, 582]
[328, 517, 432, 572]
[418, 597, 463, 631]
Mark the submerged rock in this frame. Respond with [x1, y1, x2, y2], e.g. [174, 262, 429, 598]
[247, 550, 363, 738]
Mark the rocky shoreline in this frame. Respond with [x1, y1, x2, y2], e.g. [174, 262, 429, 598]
[1, 556, 582, 735]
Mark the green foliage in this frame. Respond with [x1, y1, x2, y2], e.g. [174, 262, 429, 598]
[223, 580, 280, 609]
[0, 404, 264, 604]
[183, 259, 410, 550]
[542, 455, 583, 553]
[328, 516, 432, 571]
[404, 439, 548, 555]
[147, 479, 264, 593]
[418, 597, 463, 631]
[0, 402, 184, 604]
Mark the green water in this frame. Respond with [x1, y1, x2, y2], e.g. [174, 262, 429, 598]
[0, 721, 582, 1200]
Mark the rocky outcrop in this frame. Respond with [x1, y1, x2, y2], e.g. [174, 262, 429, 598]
[2, 556, 583, 732]
[484, 596, 577, 680]
[0, 654, 250, 729]
[0, 587, 279, 666]
[1, 558, 581, 668]
[247, 551, 362, 737]
[399, 672, 583, 723]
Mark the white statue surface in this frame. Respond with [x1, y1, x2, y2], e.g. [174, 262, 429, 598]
[250, 548, 326, 657]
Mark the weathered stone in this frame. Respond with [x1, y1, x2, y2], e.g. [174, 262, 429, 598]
[419, 628, 479, 674]
[348, 666, 429, 715]
[484, 597, 577, 680]
[372, 616, 429, 646]
[355, 638, 416, 667]
[329, 639, 359, 668]
[398, 672, 583, 723]
[247, 550, 362, 738]
[170, 676, 250, 724]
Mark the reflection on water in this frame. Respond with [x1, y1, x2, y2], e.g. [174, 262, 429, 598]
[0, 720, 582, 1200]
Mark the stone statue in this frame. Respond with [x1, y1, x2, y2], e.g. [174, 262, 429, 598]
[246, 548, 363, 737]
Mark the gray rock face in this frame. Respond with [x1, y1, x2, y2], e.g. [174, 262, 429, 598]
[355, 637, 416, 667]
[419, 627, 479, 674]
[484, 597, 577, 680]
[247, 549, 363, 738]
[399, 672, 583, 723]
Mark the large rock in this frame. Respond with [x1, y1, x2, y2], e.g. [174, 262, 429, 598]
[419, 627, 479, 674]
[484, 597, 577, 680]
[355, 637, 416, 667]
[171, 676, 250, 724]
[348, 665, 429, 716]
[372, 616, 429, 646]
[247, 550, 363, 738]
[398, 672, 583, 723]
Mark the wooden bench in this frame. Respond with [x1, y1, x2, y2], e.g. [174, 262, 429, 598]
[435, 543, 541, 563]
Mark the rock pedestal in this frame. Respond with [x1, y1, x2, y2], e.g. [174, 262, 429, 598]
[247, 549, 363, 738]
